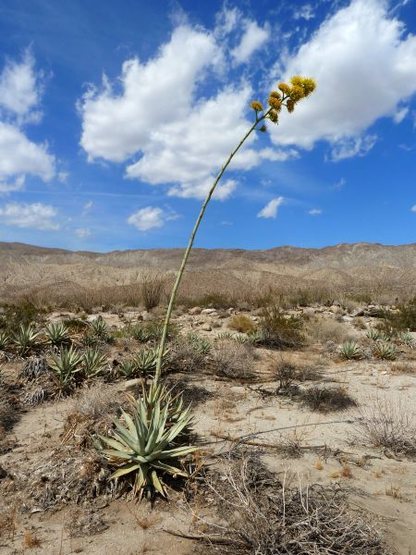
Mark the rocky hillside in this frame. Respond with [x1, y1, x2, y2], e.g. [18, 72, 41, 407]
[0, 241, 415, 302]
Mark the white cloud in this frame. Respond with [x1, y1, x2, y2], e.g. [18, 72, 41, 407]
[271, 0, 416, 157]
[0, 202, 59, 230]
[393, 106, 409, 123]
[75, 227, 91, 238]
[0, 50, 42, 122]
[0, 122, 55, 184]
[80, 26, 223, 163]
[0, 53, 56, 188]
[293, 4, 316, 21]
[0, 175, 25, 195]
[257, 196, 285, 219]
[329, 134, 378, 161]
[411, 205, 416, 213]
[308, 208, 322, 215]
[80, 24, 292, 200]
[127, 206, 178, 231]
[231, 21, 270, 64]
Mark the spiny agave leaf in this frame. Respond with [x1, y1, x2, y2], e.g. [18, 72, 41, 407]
[111, 463, 142, 479]
[152, 461, 189, 477]
[150, 470, 166, 496]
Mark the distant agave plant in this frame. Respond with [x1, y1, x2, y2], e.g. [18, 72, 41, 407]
[45, 321, 70, 347]
[49, 345, 83, 393]
[366, 328, 381, 341]
[82, 348, 108, 379]
[399, 331, 414, 347]
[0, 330, 10, 351]
[89, 316, 109, 339]
[13, 323, 41, 356]
[339, 341, 363, 360]
[373, 341, 397, 361]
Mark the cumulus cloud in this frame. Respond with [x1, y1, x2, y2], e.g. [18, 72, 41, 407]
[79, 24, 292, 200]
[127, 206, 178, 231]
[0, 50, 42, 123]
[0, 53, 55, 189]
[257, 196, 285, 219]
[271, 0, 416, 157]
[329, 134, 378, 161]
[0, 122, 55, 182]
[308, 208, 322, 215]
[0, 202, 59, 230]
[231, 20, 270, 64]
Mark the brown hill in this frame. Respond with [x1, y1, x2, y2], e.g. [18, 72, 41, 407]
[0, 241, 415, 304]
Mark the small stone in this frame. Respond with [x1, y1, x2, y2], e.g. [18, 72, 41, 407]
[201, 323, 212, 331]
[201, 308, 217, 315]
[188, 306, 202, 315]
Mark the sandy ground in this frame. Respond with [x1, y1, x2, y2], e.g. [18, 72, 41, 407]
[0, 306, 415, 554]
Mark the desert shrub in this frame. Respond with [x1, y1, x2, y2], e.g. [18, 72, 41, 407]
[168, 333, 211, 373]
[384, 297, 416, 331]
[210, 339, 255, 380]
[140, 272, 166, 310]
[20, 356, 49, 380]
[306, 316, 352, 344]
[0, 331, 10, 351]
[192, 292, 234, 309]
[274, 361, 298, 393]
[0, 300, 45, 334]
[255, 306, 304, 349]
[300, 386, 357, 413]
[354, 397, 416, 457]
[118, 346, 166, 379]
[197, 450, 388, 555]
[97, 384, 197, 498]
[128, 320, 177, 343]
[366, 327, 381, 341]
[228, 314, 256, 334]
[339, 340, 363, 360]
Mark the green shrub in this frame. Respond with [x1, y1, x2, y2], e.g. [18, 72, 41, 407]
[255, 306, 304, 349]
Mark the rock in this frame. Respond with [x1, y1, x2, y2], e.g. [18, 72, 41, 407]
[201, 323, 212, 331]
[188, 306, 202, 315]
[201, 308, 217, 315]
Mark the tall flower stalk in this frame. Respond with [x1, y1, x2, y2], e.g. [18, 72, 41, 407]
[155, 76, 316, 382]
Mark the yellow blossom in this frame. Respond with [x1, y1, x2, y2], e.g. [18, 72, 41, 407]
[268, 96, 282, 110]
[278, 82, 291, 95]
[268, 109, 279, 123]
[286, 99, 295, 113]
[250, 100, 264, 112]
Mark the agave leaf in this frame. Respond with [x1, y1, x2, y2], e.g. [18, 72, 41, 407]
[151, 470, 165, 496]
[152, 461, 189, 477]
[111, 462, 142, 479]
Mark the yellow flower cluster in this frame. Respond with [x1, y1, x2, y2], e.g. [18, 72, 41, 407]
[250, 75, 316, 125]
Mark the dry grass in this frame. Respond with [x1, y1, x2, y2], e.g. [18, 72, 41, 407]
[210, 340, 256, 380]
[196, 450, 388, 554]
[228, 314, 256, 334]
[23, 530, 42, 548]
[306, 316, 353, 344]
[256, 306, 304, 349]
[300, 386, 357, 413]
[140, 272, 166, 311]
[354, 397, 416, 457]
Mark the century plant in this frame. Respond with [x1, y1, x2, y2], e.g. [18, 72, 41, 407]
[97, 387, 196, 498]
[49, 345, 83, 392]
[366, 328, 381, 341]
[119, 347, 168, 380]
[13, 323, 41, 356]
[82, 348, 108, 379]
[45, 321, 70, 347]
[373, 341, 397, 361]
[154, 76, 317, 381]
[89, 316, 109, 339]
[339, 341, 363, 360]
[0, 330, 10, 351]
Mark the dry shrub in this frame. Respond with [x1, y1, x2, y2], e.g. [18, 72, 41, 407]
[23, 530, 41, 548]
[274, 359, 321, 394]
[197, 450, 388, 554]
[210, 339, 255, 380]
[62, 386, 119, 447]
[168, 334, 211, 373]
[354, 397, 416, 457]
[140, 272, 166, 310]
[306, 316, 353, 345]
[390, 361, 415, 374]
[67, 508, 108, 537]
[300, 386, 357, 413]
[228, 314, 256, 334]
[257, 306, 304, 349]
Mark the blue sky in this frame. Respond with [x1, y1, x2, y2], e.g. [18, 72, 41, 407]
[0, 0, 415, 252]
